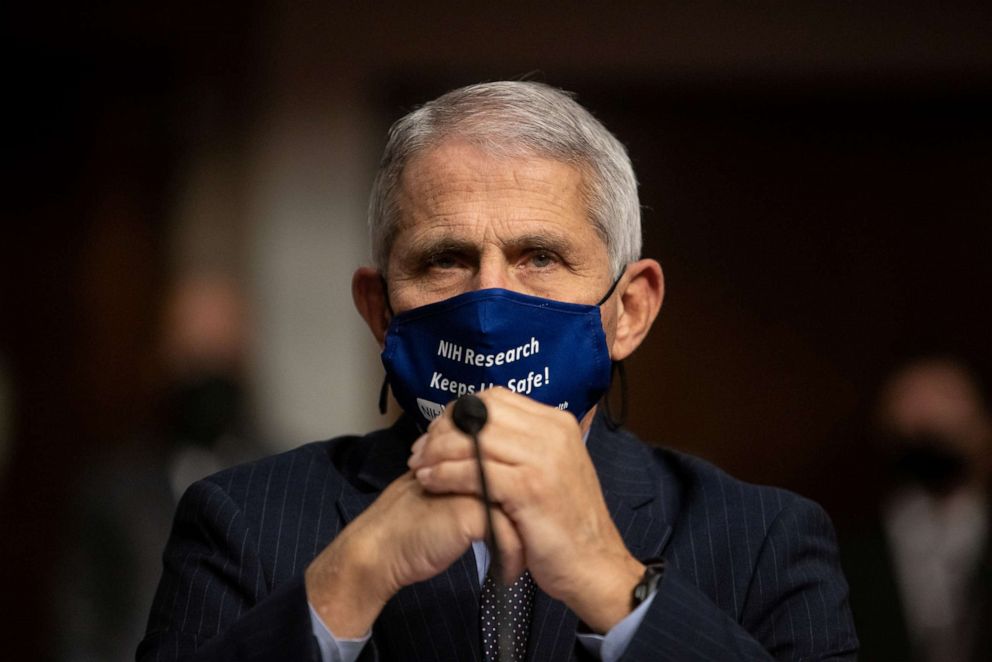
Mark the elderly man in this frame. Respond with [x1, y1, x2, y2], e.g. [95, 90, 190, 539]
[139, 82, 857, 661]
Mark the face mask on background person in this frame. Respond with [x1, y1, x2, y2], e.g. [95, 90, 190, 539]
[884, 432, 971, 496]
[165, 372, 244, 449]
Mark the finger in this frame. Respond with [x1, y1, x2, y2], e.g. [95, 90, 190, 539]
[428, 408, 455, 433]
[410, 424, 531, 469]
[416, 459, 531, 512]
[489, 508, 526, 583]
[415, 458, 480, 493]
[409, 433, 428, 458]
[409, 429, 474, 469]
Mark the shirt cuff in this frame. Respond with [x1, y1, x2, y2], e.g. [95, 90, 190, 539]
[308, 601, 372, 662]
[575, 592, 657, 662]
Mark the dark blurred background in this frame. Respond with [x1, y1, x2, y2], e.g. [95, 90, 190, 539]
[2, 2, 991, 659]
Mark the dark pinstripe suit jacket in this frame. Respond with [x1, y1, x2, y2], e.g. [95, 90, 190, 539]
[138, 414, 858, 661]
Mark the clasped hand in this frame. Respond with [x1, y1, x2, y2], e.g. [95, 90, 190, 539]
[409, 388, 643, 633]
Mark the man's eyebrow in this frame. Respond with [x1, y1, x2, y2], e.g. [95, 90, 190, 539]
[405, 232, 575, 256]
[502, 233, 575, 256]
[403, 237, 479, 261]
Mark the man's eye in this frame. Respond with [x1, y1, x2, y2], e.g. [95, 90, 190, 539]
[529, 251, 555, 268]
[426, 253, 458, 269]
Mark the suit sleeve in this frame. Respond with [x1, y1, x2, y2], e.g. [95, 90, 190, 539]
[137, 478, 325, 661]
[619, 496, 859, 661]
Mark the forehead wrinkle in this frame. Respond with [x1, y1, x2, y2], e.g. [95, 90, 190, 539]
[397, 187, 588, 245]
[402, 178, 580, 221]
[399, 143, 586, 211]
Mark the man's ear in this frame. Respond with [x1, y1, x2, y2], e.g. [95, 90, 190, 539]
[353, 267, 391, 347]
[610, 258, 664, 361]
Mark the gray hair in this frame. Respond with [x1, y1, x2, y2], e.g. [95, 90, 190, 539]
[367, 81, 641, 277]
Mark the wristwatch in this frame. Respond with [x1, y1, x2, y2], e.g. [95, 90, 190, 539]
[631, 558, 665, 609]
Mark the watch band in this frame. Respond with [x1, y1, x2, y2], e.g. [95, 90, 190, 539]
[631, 558, 665, 609]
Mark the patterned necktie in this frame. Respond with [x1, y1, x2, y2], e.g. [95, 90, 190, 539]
[480, 570, 537, 662]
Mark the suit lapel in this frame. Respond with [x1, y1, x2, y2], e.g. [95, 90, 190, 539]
[336, 416, 483, 661]
[526, 415, 679, 661]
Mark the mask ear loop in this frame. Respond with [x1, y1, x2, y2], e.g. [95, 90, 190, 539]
[378, 375, 390, 415]
[379, 274, 394, 415]
[596, 269, 625, 306]
[602, 360, 628, 430]
[599, 266, 628, 429]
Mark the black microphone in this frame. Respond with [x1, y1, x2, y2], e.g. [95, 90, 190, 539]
[452, 394, 488, 436]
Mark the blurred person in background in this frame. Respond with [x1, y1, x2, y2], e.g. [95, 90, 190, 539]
[842, 356, 992, 662]
[57, 272, 263, 662]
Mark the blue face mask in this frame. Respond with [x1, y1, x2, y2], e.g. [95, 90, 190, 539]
[381, 283, 618, 430]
